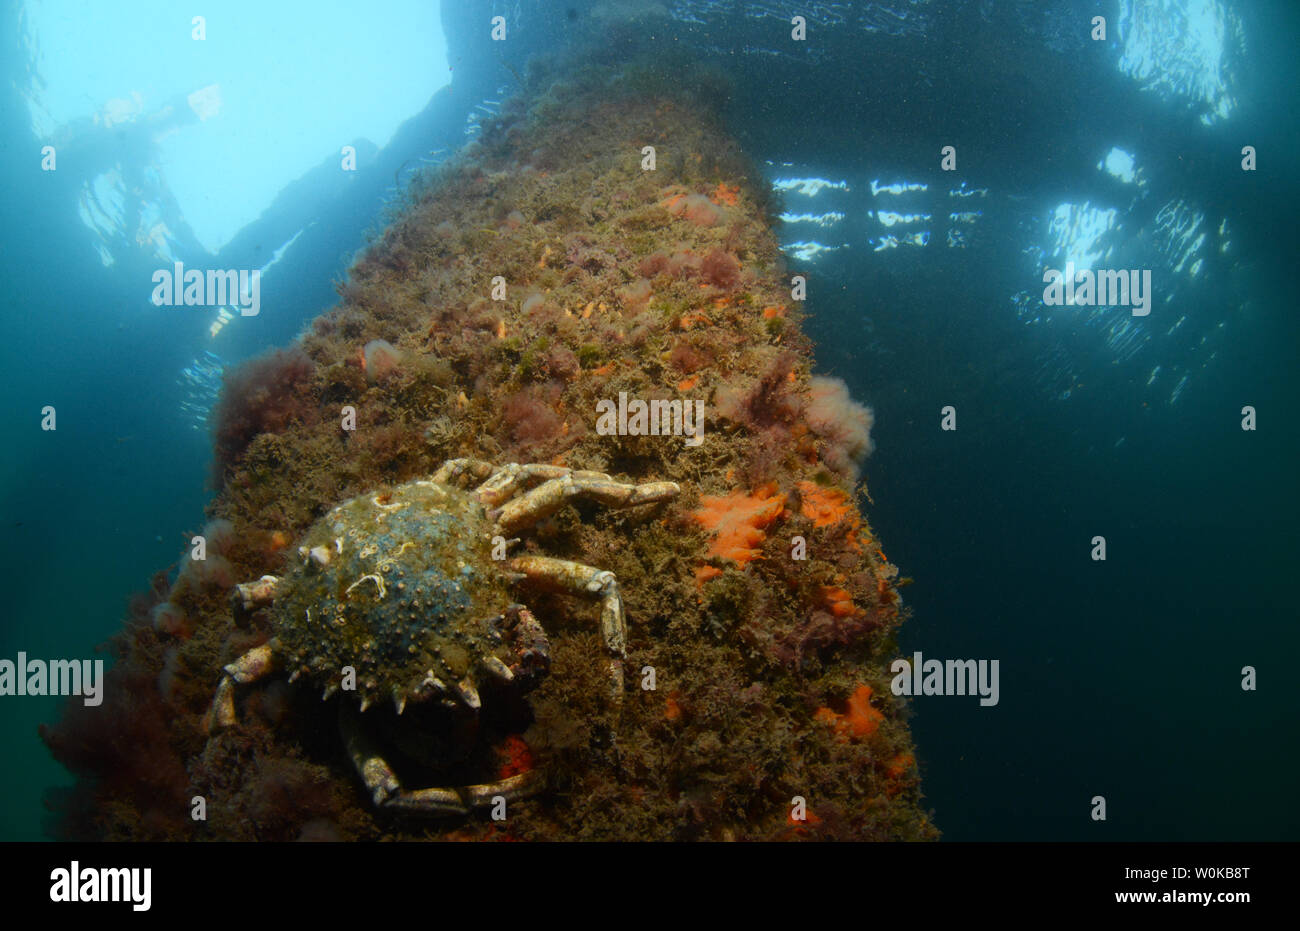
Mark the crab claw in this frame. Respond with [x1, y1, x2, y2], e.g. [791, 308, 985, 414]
[230, 575, 280, 628]
[203, 642, 277, 733]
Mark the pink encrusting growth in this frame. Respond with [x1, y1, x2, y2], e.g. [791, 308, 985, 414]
[619, 277, 654, 311]
[804, 376, 875, 482]
[150, 602, 191, 639]
[661, 186, 723, 227]
[362, 339, 403, 382]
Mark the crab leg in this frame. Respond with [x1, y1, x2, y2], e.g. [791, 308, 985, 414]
[431, 458, 497, 486]
[387, 772, 541, 816]
[460, 461, 620, 507]
[457, 773, 543, 810]
[203, 641, 277, 733]
[502, 603, 551, 680]
[473, 462, 572, 506]
[339, 703, 542, 815]
[508, 555, 630, 697]
[494, 473, 680, 535]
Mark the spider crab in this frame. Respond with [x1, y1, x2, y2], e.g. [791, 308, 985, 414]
[204, 458, 679, 815]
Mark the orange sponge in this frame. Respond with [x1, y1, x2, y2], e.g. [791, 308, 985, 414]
[797, 481, 854, 528]
[820, 584, 862, 618]
[814, 685, 884, 740]
[691, 484, 787, 566]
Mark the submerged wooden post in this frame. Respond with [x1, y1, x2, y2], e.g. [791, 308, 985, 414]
[43, 69, 935, 841]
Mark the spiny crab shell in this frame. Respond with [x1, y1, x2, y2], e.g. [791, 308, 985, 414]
[210, 459, 679, 813]
[276, 479, 545, 712]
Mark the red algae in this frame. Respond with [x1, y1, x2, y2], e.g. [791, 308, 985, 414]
[496, 736, 536, 779]
[700, 248, 742, 289]
[502, 387, 563, 449]
[211, 346, 316, 481]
